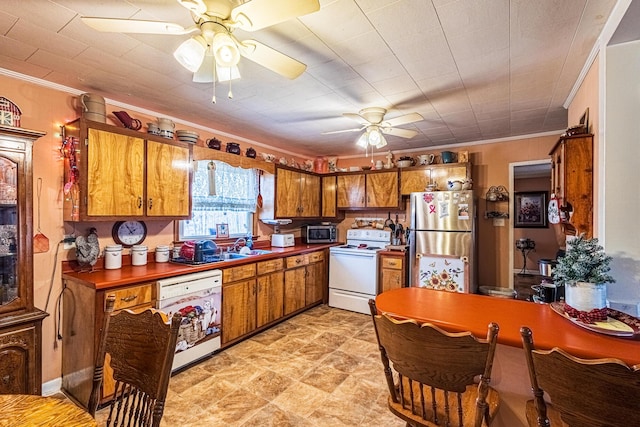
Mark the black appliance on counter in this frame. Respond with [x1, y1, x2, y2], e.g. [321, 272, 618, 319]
[531, 258, 564, 303]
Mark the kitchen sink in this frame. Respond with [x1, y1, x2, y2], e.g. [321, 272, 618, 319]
[222, 249, 272, 260]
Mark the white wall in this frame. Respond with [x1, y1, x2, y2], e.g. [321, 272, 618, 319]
[604, 39, 640, 306]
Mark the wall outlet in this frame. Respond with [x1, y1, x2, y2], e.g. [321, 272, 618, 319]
[63, 235, 76, 250]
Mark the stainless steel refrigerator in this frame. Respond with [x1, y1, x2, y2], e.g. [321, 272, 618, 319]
[409, 191, 477, 293]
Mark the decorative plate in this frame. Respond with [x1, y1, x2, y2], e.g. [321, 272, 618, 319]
[550, 302, 640, 338]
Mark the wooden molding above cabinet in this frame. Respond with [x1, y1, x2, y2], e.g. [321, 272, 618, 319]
[63, 119, 192, 221]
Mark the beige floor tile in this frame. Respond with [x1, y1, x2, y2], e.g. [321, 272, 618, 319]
[271, 381, 330, 418]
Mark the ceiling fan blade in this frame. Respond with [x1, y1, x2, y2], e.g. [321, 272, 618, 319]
[178, 0, 207, 16]
[238, 39, 306, 79]
[381, 127, 418, 139]
[321, 127, 364, 135]
[343, 113, 370, 125]
[383, 112, 424, 127]
[230, 0, 320, 31]
[81, 17, 195, 35]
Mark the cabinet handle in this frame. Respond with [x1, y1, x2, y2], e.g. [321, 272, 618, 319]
[120, 295, 137, 303]
[296, 258, 302, 264]
[148, 198, 153, 210]
[361, 197, 365, 204]
[137, 196, 142, 209]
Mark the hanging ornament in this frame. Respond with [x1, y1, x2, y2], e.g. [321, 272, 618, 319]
[548, 193, 560, 224]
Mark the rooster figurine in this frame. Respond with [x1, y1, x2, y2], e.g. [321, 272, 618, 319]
[76, 227, 100, 271]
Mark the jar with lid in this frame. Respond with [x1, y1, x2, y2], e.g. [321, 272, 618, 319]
[155, 245, 170, 263]
[131, 245, 148, 266]
[104, 245, 123, 270]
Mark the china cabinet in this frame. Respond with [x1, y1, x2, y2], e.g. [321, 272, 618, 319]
[62, 119, 192, 221]
[549, 134, 593, 238]
[0, 125, 48, 395]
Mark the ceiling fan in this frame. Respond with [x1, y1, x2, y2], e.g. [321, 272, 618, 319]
[323, 107, 424, 149]
[81, 0, 320, 84]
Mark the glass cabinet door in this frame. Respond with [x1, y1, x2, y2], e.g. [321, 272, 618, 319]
[0, 156, 17, 306]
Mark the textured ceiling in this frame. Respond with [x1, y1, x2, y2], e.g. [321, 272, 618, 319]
[0, 0, 618, 157]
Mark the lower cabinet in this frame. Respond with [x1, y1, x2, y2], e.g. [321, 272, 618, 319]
[284, 250, 326, 315]
[62, 280, 155, 408]
[379, 252, 408, 293]
[256, 259, 284, 328]
[0, 313, 47, 395]
[221, 263, 257, 345]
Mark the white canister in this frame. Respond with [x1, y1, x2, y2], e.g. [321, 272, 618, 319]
[104, 245, 123, 270]
[155, 245, 170, 263]
[131, 245, 148, 266]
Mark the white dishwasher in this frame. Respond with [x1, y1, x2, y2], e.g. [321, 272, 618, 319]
[156, 269, 222, 371]
[329, 229, 391, 315]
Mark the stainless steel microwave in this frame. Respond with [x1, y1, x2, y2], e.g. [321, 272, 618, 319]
[302, 225, 337, 243]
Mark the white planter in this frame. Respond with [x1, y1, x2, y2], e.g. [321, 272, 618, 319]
[565, 281, 607, 311]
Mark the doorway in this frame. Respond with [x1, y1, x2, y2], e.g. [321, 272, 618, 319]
[508, 160, 554, 290]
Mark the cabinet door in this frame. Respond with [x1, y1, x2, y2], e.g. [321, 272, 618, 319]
[305, 261, 325, 305]
[0, 326, 36, 394]
[366, 171, 399, 207]
[256, 271, 284, 328]
[276, 168, 302, 217]
[284, 267, 306, 315]
[300, 173, 320, 217]
[146, 140, 190, 217]
[222, 279, 256, 344]
[321, 175, 337, 217]
[87, 128, 145, 216]
[400, 168, 431, 195]
[337, 174, 365, 208]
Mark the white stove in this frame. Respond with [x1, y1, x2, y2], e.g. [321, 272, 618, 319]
[329, 229, 391, 314]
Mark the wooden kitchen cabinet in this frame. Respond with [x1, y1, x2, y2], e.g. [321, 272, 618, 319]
[222, 263, 257, 344]
[400, 163, 471, 195]
[0, 125, 48, 396]
[284, 250, 326, 315]
[63, 118, 191, 221]
[379, 251, 408, 293]
[62, 279, 155, 407]
[549, 134, 593, 238]
[321, 175, 337, 218]
[275, 166, 321, 218]
[337, 170, 399, 209]
[256, 259, 284, 328]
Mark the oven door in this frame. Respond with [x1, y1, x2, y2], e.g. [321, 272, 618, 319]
[328, 249, 379, 314]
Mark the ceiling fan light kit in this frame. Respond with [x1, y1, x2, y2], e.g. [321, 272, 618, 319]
[81, 0, 320, 86]
[173, 35, 208, 72]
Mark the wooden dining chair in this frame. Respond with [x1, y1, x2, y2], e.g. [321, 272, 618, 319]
[88, 294, 182, 427]
[520, 326, 640, 427]
[369, 299, 500, 427]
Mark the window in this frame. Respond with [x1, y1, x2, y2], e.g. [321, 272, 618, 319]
[179, 160, 258, 240]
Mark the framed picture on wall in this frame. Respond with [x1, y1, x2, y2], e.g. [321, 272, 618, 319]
[514, 192, 548, 228]
[216, 223, 229, 238]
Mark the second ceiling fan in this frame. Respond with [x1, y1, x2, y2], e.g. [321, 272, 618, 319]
[324, 107, 424, 148]
[81, 0, 320, 83]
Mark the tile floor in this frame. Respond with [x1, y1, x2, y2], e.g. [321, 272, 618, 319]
[95, 304, 405, 426]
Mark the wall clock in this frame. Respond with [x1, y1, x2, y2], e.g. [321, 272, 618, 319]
[112, 220, 147, 247]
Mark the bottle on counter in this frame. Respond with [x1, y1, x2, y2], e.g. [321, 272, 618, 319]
[246, 233, 253, 250]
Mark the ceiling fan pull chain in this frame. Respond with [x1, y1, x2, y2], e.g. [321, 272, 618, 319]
[228, 78, 233, 99]
[211, 63, 217, 104]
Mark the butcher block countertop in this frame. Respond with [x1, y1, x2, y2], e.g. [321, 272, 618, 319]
[62, 243, 339, 290]
[376, 287, 640, 366]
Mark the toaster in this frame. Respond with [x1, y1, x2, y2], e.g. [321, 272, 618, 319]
[271, 234, 295, 247]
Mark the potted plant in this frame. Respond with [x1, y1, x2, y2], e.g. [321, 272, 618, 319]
[553, 234, 615, 312]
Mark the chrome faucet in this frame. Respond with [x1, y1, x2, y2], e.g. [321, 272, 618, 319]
[232, 237, 246, 252]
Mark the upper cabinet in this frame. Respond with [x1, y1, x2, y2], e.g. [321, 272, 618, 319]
[275, 166, 320, 218]
[321, 175, 337, 218]
[400, 163, 471, 195]
[63, 119, 191, 221]
[549, 134, 593, 238]
[337, 170, 399, 209]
